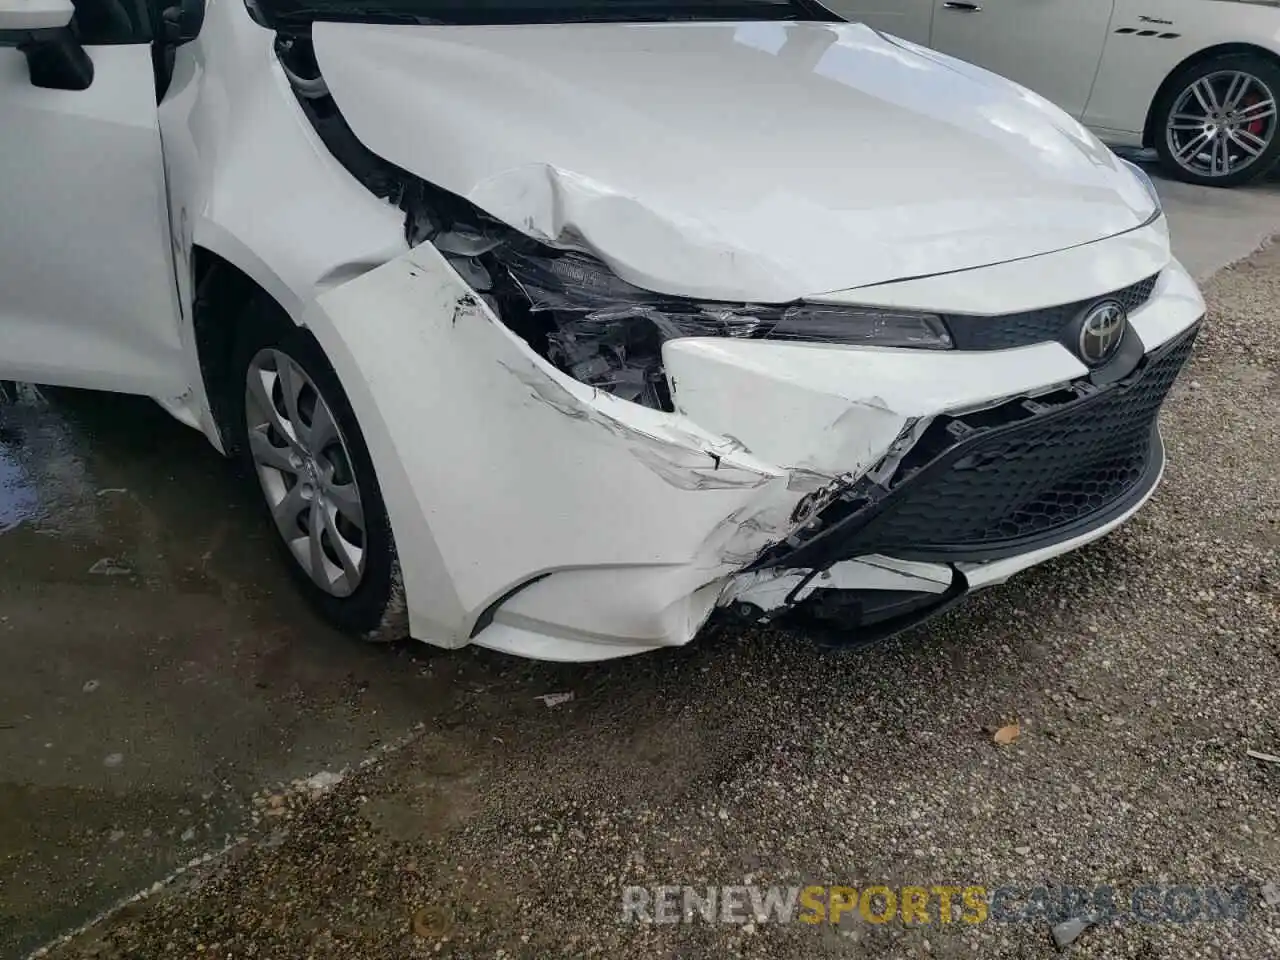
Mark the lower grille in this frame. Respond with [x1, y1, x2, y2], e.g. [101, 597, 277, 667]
[757, 323, 1198, 569]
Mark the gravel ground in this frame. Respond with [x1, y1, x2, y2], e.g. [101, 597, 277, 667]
[47, 246, 1279, 960]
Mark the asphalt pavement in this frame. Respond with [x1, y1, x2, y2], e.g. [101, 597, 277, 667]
[2, 170, 1278, 960]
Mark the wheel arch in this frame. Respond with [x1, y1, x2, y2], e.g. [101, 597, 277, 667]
[191, 244, 302, 456]
[1143, 42, 1280, 147]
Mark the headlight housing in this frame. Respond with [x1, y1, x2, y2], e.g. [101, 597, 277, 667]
[1120, 157, 1162, 218]
[484, 244, 952, 410]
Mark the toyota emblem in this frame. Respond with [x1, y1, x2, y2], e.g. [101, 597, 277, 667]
[1077, 300, 1127, 366]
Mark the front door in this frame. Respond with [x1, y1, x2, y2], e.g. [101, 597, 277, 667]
[0, 0, 187, 397]
[929, 0, 1116, 119]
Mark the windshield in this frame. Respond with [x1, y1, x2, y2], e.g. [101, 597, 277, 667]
[255, 0, 839, 30]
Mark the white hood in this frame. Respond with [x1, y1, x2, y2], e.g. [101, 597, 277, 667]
[312, 20, 1158, 302]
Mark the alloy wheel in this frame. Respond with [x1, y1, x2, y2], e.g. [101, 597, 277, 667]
[1166, 70, 1277, 179]
[244, 348, 367, 598]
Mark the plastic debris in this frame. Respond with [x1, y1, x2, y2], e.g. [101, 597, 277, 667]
[88, 558, 133, 576]
[1051, 917, 1092, 949]
[303, 770, 344, 792]
[1246, 749, 1280, 765]
[535, 692, 574, 708]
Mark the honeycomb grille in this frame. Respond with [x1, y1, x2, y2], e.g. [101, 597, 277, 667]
[760, 324, 1198, 570]
[867, 324, 1195, 553]
[945, 274, 1160, 351]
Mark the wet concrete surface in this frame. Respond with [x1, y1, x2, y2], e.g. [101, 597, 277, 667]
[0, 386, 485, 957]
[1131, 155, 1280, 281]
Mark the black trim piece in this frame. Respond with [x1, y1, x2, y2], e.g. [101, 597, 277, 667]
[943, 273, 1158, 352]
[772, 567, 971, 651]
[277, 39, 513, 242]
[1085, 325, 1145, 386]
[468, 573, 552, 638]
[0, 26, 65, 45]
[257, 0, 839, 33]
[1115, 26, 1180, 39]
[20, 28, 94, 89]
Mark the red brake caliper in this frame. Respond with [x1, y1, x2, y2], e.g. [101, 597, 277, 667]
[1243, 93, 1267, 137]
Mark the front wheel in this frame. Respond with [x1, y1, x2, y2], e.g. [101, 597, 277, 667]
[1153, 54, 1280, 187]
[230, 297, 406, 641]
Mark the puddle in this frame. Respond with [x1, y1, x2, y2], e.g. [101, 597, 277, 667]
[0, 381, 448, 957]
[0, 382, 105, 540]
[0, 442, 39, 533]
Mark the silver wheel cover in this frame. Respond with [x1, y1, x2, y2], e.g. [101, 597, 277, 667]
[244, 348, 367, 598]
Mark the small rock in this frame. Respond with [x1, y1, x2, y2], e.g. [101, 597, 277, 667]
[1014, 846, 1032, 856]
[180, 827, 195, 842]
[992, 724, 1020, 745]
[1262, 882, 1280, 908]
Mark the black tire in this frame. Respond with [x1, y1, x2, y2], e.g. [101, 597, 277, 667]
[229, 295, 406, 641]
[1153, 53, 1280, 187]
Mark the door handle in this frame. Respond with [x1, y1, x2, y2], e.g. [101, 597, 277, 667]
[943, 1, 982, 9]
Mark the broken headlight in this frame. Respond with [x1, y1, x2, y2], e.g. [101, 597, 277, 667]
[486, 245, 952, 411]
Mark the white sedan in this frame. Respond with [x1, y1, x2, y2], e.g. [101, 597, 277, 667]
[825, 0, 1280, 186]
[0, 0, 1203, 660]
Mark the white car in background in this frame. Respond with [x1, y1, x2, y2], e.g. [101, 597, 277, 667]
[0, 0, 1203, 661]
[824, 0, 1280, 186]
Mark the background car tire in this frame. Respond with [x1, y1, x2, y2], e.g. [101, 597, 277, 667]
[229, 295, 406, 642]
[1153, 53, 1280, 187]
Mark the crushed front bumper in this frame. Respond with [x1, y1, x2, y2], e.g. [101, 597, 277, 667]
[305, 233, 1204, 661]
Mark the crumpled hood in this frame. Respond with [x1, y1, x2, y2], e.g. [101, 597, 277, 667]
[312, 20, 1157, 302]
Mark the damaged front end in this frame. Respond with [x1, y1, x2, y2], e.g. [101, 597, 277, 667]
[720, 319, 1197, 645]
[276, 32, 1201, 658]
[274, 33, 950, 412]
[394, 175, 953, 417]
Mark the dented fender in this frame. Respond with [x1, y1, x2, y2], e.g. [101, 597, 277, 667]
[304, 244, 794, 648]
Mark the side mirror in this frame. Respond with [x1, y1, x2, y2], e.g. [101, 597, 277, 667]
[0, 0, 92, 91]
[161, 0, 203, 44]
